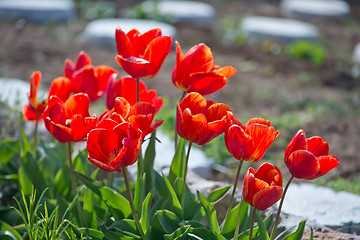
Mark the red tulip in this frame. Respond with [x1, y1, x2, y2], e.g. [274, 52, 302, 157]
[172, 42, 237, 95]
[242, 163, 283, 211]
[64, 51, 92, 80]
[87, 120, 142, 172]
[225, 112, 279, 162]
[64, 51, 118, 102]
[100, 97, 163, 138]
[284, 129, 340, 180]
[115, 27, 172, 78]
[106, 74, 163, 112]
[43, 93, 96, 143]
[176, 92, 229, 145]
[22, 71, 72, 121]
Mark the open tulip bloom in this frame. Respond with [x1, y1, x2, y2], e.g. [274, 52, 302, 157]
[22, 71, 72, 121]
[64, 51, 118, 102]
[106, 74, 163, 112]
[99, 97, 163, 138]
[284, 129, 340, 180]
[115, 27, 172, 79]
[43, 93, 97, 143]
[225, 111, 280, 162]
[172, 42, 237, 95]
[87, 120, 142, 172]
[176, 92, 229, 145]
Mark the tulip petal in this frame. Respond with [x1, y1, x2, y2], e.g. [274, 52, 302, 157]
[64, 94, 90, 118]
[116, 27, 134, 56]
[254, 163, 283, 187]
[115, 55, 157, 78]
[307, 136, 329, 157]
[205, 103, 230, 123]
[309, 155, 340, 180]
[215, 65, 237, 79]
[225, 125, 254, 161]
[44, 117, 72, 143]
[284, 129, 307, 164]
[253, 186, 283, 211]
[242, 169, 256, 205]
[187, 72, 228, 95]
[22, 105, 41, 121]
[48, 76, 72, 102]
[287, 150, 320, 179]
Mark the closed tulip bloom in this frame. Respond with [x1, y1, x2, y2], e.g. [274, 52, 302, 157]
[43, 94, 96, 143]
[242, 163, 283, 211]
[99, 97, 163, 138]
[22, 71, 72, 121]
[176, 92, 229, 145]
[284, 129, 340, 180]
[225, 112, 279, 162]
[106, 74, 162, 112]
[172, 42, 237, 95]
[87, 120, 143, 172]
[115, 27, 172, 78]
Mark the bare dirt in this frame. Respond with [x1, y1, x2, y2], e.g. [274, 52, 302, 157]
[1, 0, 360, 238]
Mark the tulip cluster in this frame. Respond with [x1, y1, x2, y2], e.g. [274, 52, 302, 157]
[22, 26, 340, 240]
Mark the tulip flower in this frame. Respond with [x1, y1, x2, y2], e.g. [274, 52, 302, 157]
[172, 42, 237, 95]
[115, 27, 172, 79]
[242, 163, 283, 211]
[284, 129, 340, 180]
[106, 74, 163, 112]
[43, 93, 96, 143]
[64, 51, 92, 80]
[64, 51, 118, 102]
[176, 92, 229, 145]
[225, 112, 279, 162]
[22, 71, 72, 121]
[87, 119, 142, 172]
[99, 97, 163, 138]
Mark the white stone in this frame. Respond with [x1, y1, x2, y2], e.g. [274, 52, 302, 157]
[281, 183, 360, 227]
[0, 78, 33, 109]
[281, 0, 350, 19]
[0, 0, 75, 23]
[140, 1, 215, 27]
[241, 16, 319, 42]
[82, 18, 177, 49]
[353, 43, 360, 64]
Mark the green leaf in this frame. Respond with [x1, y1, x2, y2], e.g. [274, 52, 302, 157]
[0, 221, 21, 240]
[156, 210, 180, 233]
[111, 219, 139, 236]
[140, 192, 152, 233]
[221, 201, 249, 237]
[77, 227, 105, 239]
[0, 139, 20, 165]
[197, 191, 220, 234]
[169, 138, 186, 184]
[20, 129, 32, 157]
[255, 210, 270, 240]
[74, 171, 131, 219]
[98, 221, 132, 240]
[190, 227, 219, 240]
[207, 185, 231, 205]
[282, 220, 306, 240]
[18, 152, 47, 195]
[164, 225, 191, 240]
[144, 131, 156, 173]
[83, 187, 97, 228]
[162, 173, 183, 218]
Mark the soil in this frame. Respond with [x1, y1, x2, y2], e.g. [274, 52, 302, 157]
[1, 0, 360, 238]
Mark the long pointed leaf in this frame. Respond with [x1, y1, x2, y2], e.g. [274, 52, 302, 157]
[169, 138, 185, 184]
[282, 220, 306, 240]
[197, 191, 220, 234]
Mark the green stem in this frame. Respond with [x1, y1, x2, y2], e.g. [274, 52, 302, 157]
[249, 208, 256, 240]
[221, 160, 244, 234]
[232, 197, 243, 240]
[269, 176, 294, 240]
[68, 142, 77, 196]
[181, 141, 193, 208]
[34, 113, 40, 152]
[68, 142, 83, 225]
[136, 78, 140, 103]
[123, 167, 144, 238]
[174, 91, 187, 150]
